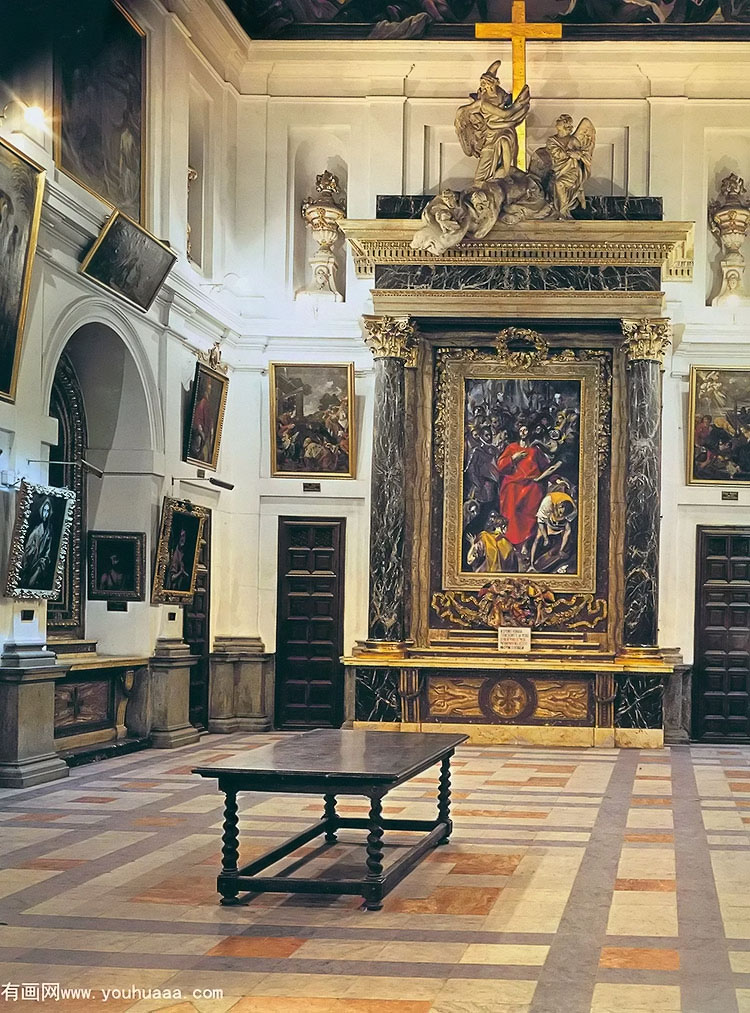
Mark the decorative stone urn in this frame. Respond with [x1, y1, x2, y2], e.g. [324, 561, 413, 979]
[300, 170, 346, 301]
[708, 173, 750, 306]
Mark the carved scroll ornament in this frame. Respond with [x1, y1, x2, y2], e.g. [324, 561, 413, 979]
[432, 578, 607, 631]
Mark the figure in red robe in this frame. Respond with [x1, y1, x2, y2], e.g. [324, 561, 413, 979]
[494, 423, 556, 549]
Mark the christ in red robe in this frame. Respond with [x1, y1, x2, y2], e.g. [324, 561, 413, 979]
[495, 433, 551, 547]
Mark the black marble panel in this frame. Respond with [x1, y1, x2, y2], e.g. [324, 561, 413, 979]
[374, 264, 661, 292]
[376, 194, 663, 221]
[615, 675, 663, 729]
[369, 357, 407, 641]
[623, 359, 661, 647]
[355, 668, 400, 722]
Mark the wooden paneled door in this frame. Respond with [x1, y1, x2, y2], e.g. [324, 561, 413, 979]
[694, 526, 750, 742]
[275, 518, 346, 729]
[184, 511, 211, 730]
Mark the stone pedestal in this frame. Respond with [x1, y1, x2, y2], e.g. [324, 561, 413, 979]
[149, 639, 200, 748]
[620, 319, 671, 650]
[662, 647, 691, 743]
[209, 636, 274, 733]
[361, 316, 418, 650]
[0, 642, 71, 787]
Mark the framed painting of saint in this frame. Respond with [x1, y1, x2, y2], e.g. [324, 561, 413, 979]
[54, 0, 145, 222]
[80, 211, 177, 311]
[441, 356, 599, 594]
[184, 362, 229, 471]
[270, 363, 355, 478]
[152, 497, 207, 605]
[4, 481, 76, 600]
[688, 366, 750, 485]
[0, 137, 45, 404]
[87, 531, 145, 602]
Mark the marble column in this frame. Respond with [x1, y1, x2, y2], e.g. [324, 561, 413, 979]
[361, 315, 418, 651]
[620, 318, 671, 650]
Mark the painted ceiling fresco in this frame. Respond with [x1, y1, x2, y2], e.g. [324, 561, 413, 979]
[229, 0, 750, 38]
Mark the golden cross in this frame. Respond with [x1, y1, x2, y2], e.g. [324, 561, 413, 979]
[475, 1, 562, 169]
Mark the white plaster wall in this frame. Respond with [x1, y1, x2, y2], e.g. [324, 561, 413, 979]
[4, 8, 750, 678]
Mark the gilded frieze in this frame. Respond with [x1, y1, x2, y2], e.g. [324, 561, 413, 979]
[425, 673, 591, 724]
[432, 579, 607, 631]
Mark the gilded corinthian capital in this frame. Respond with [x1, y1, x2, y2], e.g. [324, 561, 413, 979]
[362, 315, 419, 366]
[620, 318, 671, 365]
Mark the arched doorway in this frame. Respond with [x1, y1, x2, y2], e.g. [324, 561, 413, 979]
[47, 353, 88, 640]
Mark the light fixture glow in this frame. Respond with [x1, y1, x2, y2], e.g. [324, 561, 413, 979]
[23, 105, 45, 128]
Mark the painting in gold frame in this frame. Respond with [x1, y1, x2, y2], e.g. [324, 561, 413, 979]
[151, 497, 207, 605]
[0, 137, 45, 404]
[688, 365, 750, 485]
[4, 481, 76, 600]
[270, 362, 355, 478]
[54, 0, 145, 222]
[184, 362, 229, 471]
[441, 356, 599, 594]
[80, 210, 176, 312]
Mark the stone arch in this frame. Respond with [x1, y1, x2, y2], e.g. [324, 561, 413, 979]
[43, 296, 164, 456]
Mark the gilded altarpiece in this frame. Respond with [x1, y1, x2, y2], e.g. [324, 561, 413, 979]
[402, 328, 617, 731]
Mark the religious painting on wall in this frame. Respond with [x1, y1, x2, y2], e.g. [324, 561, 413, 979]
[441, 355, 599, 593]
[4, 481, 76, 600]
[152, 497, 207, 605]
[87, 531, 145, 602]
[270, 363, 355, 478]
[688, 366, 750, 485]
[80, 211, 177, 312]
[184, 362, 229, 471]
[229, 0, 749, 40]
[54, 0, 145, 221]
[0, 137, 45, 404]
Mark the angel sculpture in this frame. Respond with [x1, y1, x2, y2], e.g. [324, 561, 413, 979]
[530, 114, 596, 219]
[454, 60, 531, 184]
[411, 188, 471, 254]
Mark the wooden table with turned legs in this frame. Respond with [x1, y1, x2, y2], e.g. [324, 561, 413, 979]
[194, 728, 467, 911]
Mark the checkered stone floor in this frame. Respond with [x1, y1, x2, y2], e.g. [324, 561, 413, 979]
[1, 733, 750, 1012]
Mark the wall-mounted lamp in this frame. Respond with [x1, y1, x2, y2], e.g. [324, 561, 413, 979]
[171, 470, 235, 492]
[27, 458, 104, 479]
[0, 99, 46, 129]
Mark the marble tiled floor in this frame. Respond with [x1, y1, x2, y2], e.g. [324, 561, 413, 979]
[1, 735, 750, 1012]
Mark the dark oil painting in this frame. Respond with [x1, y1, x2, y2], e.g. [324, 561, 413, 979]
[55, 1, 145, 221]
[462, 376, 581, 576]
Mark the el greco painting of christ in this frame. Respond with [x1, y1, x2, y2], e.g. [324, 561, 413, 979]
[442, 358, 598, 594]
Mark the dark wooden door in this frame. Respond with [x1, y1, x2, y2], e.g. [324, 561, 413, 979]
[275, 517, 345, 729]
[184, 511, 211, 730]
[694, 526, 750, 742]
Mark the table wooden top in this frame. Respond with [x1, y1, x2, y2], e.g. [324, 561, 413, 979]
[193, 729, 467, 787]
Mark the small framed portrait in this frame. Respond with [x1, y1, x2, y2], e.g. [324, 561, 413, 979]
[80, 210, 177, 312]
[184, 362, 229, 471]
[4, 481, 76, 600]
[87, 531, 145, 602]
[152, 497, 207, 605]
[0, 136, 45, 404]
[270, 362, 355, 478]
[689, 366, 750, 485]
[54, 0, 145, 222]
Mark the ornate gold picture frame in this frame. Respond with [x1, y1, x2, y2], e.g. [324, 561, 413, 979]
[270, 362, 355, 478]
[184, 362, 229, 471]
[151, 497, 207, 605]
[4, 481, 76, 600]
[0, 137, 45, 404]
[441, 355, 600, 594]
[688, 365, 750, 486]
[80, 210, 176, 312]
